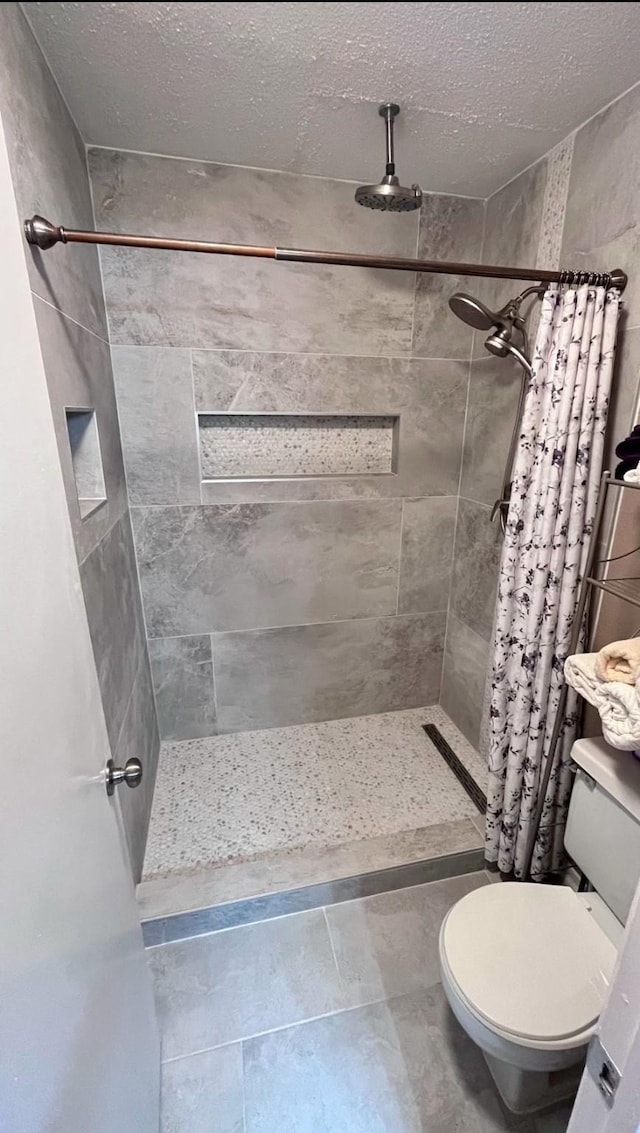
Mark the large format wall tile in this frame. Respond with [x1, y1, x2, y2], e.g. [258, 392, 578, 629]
[132, 500, 402, 636]
[80, 512, 148, 753]
[114, 653, 160, 882]
[193, 351, 467, 502]
[450, 498, 502, 641]
[149, 635, 217, 741]
[562, 81, 640, 327]
[88, 148, 418, 355]
[212, 613, 446, 731]
[478, 158, 548, 324]
[441, 614, 491, 749]
[0, 6, 107, 338]
[111, 346, 201, 505]
[412, 194, 485, 360]
[460, 354, 524, 507]
[397, 496, 457, 614]
[33, 296, 128, 562]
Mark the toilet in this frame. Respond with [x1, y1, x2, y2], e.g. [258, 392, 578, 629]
[438, 736, 640, 1114]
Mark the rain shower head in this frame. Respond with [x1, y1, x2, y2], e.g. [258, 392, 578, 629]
[355, 104, 422, 213]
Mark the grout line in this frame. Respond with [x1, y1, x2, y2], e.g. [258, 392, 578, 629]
[98, 342, 470, 363]
[189, 348, 205, 505]
[84, 140, 115, 348]
[144, 610, 449, 643]
[408, 200, 422, 356]
[322, 907, 346, 997]
[158, 996, 393, 1066]
[128, 494, 458, 508]
[112, 646, 147, 761]
[395, 499, 405, 615]
[30, 291, 110, 347]
[210, 635, 219, 725]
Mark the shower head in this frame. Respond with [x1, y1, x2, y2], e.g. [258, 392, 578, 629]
[448, 285, 543, 374]
[447, 293, 498, 331]
[355, 104, 422, 213]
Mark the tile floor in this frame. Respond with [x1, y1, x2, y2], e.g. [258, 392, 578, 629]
[150, 872, 574, 1132]
[143, 706, 486, 880]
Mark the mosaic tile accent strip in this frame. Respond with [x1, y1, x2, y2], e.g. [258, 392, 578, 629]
[198, 413, 397, 479]
[142, 706, 479, 880]
[423, 724, 487, 814]
[537, 135, 574, 271]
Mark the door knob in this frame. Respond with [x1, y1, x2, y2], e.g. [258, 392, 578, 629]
[105, 757, 143, 797]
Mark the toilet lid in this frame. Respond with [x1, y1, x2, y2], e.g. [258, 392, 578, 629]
[442, 884, 617, 1042]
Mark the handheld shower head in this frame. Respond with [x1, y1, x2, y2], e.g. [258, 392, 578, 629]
[355, 104, 422, 213]
[447, 293, 497, 331]
[448, 285, 544, 368]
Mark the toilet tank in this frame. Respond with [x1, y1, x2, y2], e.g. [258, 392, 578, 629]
[566, 737, 640, 924]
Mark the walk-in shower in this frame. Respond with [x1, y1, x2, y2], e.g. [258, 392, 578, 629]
[449, 285, 545, 528]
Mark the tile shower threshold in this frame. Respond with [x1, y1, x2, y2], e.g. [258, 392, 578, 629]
[140, 846, 485, 945]
[137, 815, 484, 936]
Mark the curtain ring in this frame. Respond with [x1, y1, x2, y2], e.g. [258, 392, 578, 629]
[601, 272, 611, 289]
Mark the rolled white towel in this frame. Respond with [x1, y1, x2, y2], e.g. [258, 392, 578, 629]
[596, 638, 640, 685]
[564, 652, 640, 750]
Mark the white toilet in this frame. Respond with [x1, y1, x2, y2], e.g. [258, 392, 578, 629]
[438, 736, 640, 1114]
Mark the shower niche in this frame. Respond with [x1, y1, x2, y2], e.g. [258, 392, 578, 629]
[197, 412, 399, 480]
[64, 408, 107, 517]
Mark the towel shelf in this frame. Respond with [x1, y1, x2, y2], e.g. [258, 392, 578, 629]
[523, 470, 640, 878]
[587, 576, 640, 610]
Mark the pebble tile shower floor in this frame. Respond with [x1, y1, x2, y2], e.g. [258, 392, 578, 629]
[143, 706, 486, 880]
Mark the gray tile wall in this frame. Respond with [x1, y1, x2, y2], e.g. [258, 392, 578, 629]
[445, 97, 640, 751]
[443, 156, 551, 749]
[93, 147, 485, 738]
[0, 4, 158, 881]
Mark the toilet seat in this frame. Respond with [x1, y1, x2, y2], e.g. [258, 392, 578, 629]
[440, 883, 617, 1045]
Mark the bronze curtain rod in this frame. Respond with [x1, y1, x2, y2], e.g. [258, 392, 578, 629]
[23, 215, 628, 291]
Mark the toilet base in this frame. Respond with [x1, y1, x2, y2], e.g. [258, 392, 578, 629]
[483, 1049, 584, 1114]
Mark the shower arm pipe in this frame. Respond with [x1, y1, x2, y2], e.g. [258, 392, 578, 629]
[23, 216, 629, 291]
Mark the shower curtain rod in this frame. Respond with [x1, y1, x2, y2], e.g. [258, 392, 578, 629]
[23, 215, 628, 291]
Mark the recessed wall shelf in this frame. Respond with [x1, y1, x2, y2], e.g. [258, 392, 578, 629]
[198, 412, 399, 481]
[65, 408, 107, 518]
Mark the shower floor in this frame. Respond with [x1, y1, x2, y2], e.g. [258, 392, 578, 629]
[142, 706, 487, 885]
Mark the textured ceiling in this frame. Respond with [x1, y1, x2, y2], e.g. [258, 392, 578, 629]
[22, 1, 640, 196]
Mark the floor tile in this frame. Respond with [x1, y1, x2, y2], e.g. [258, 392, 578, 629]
[161, 1045, 244, 1133]
[148, 908, 345, 1058]
[243, 988, 537, 1132]
[326, 873, 487, 1006]
[243, 999, 421, 1133]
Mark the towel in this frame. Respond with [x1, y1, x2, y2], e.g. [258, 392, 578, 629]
[564, 653, 640, 750]
[596, 639, 640, 685]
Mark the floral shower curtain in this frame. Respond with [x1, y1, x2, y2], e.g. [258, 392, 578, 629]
[486, 284, 621, 880]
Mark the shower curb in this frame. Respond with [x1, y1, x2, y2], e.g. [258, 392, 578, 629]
[141, 846, 485, 947]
